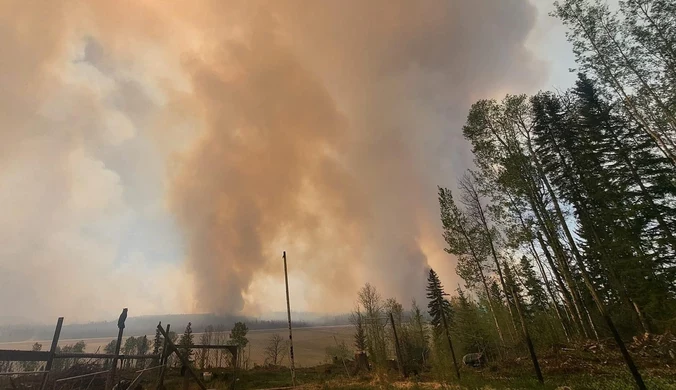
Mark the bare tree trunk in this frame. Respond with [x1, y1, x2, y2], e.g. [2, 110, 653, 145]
[509, 276, 544, 384]
[437, 300, 460, 380]
[458, 226, 506, 345]
[531, 197, 590, 339]
[529, 243, 571, 341]
[568, 6, 676, 164]
[460, 174, 519, 337]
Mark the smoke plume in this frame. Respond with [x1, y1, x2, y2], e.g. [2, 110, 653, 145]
[0, 0, 546, 321]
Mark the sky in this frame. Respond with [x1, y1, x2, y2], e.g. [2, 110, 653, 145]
[0, 0, 579, 324]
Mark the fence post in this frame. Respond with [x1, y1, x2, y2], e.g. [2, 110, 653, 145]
[156, 323, 206, 390]
[106, 308, 127, 390]
[39, 317, 64, 390]
[157, 323, 170, 390]
[389, 312, 405, 378]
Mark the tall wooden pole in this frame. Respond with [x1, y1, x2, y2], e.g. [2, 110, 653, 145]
[106, 308, 127, 390]
[283, 251, 296, 386]
[157, 323, 170, 389]
[39, 317, 63, 390]
[389, 312, 405, 378]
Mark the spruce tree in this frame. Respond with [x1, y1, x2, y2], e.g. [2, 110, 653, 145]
[152, 322, 163, 366]
[518, 256, 549, 314]
[426, 268, 460, 379]
[351, 306, 367, 352]
[179, 322, 195, 364]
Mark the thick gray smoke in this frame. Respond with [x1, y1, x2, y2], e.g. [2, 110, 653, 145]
[0, 0, 546, 320]
[166, 0, 546, 313]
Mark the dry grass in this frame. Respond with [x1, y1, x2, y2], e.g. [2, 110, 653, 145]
[0, 325, 354, 367]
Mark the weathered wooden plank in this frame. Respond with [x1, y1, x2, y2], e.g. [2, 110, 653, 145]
[157, 323, 206, 390]
[0, 350, 50, 362]
[40, 317, 64, 390]
[54, 353, 160, 360]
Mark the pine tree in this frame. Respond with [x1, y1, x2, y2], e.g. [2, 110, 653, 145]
[351, 306, 368, 352]
[136, 336, 150, 369]
[179, 322, 195, 364]
[453, 286, 493, 357]
[426, 269, 453, 331]
[517, 256, 549, 314]
[230, 322, 249, 368]
[426, 268, 460, 379]
[122, 336, 138, 369]
[152, 322, 163, 366]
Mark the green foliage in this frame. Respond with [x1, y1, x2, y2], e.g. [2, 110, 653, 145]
[357, 283, 387, 367]
[136, 335, 150, 369]
[517, 256, 549, 314]
[325, 340, 350, 364]
[425, 269, 453, 333]
[350, 306, 368, 352]
[53, 341, 86, 371]
[152, 323, 163, 366]
[179, 322, 195, 364]
[230, 321, 249, 348]
[19, 342, 42, 371]
[230, 321, 249, 368]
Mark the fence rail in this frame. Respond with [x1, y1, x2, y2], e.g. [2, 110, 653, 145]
[0, 350, 160, 362]
[0, 350, 50, 362]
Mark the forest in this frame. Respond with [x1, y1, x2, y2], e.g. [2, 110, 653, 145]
[348, 0, 676, 389]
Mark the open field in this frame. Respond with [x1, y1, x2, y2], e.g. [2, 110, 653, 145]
[0, 325, 354, 367]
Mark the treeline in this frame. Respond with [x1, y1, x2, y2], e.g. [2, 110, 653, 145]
[440, 0, 675, 343]
[348, 0, 675, 388]
[0, 314, 310, 343]
[434, 0, 675, 387]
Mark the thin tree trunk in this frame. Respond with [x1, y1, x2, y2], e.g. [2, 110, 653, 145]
[509, 275, 544, 384]
[575, 255, 647, 390]
[530, 192, 590, 339]
[541, 123, 652, 329]
[597, 15, 676, 132]
[466, 181, 519, 337]
[478, 206, 520, 337]
[438, 300, 460, 380]
[457, 220, 507, 345]
[568, 6, 676, 164]
[529, 243, 571, 341]
[509, 193, 572, 341]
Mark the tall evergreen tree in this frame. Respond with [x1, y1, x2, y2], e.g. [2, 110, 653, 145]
[179, 322, 195, 364]
[426, 268, 460, 379]
[426, 269, 453, 331]
[136, 336, 150, 369]
[152, 322, 163, 367]
[518, 256, 549, 314]
[351, 306, 368, 352]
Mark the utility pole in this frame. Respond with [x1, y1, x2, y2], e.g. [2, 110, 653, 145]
[283, 251, 296, 386]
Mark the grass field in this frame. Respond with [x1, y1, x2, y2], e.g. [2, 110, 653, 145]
[0, 325, 354, 367]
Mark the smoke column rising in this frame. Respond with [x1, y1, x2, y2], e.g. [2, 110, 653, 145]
[0, 0, 547, 320]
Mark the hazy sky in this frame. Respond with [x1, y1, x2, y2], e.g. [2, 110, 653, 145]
[0, 0, 579, 324]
